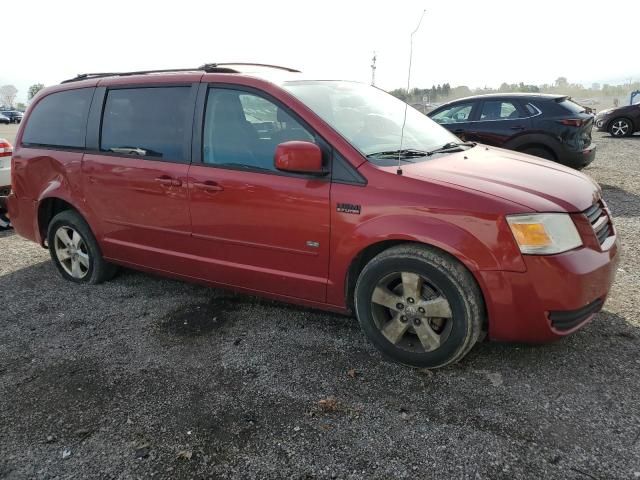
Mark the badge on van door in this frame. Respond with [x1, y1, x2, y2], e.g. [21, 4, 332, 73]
[337, 203, 361, 215]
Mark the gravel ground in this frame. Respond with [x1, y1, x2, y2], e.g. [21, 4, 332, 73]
[1, 131, 639, 480]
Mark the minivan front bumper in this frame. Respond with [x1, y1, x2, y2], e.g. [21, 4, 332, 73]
[478, 237, 620, 343]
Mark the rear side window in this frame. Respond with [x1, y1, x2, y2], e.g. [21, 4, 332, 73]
[480, 100, 521, 120]
[558, 99, 585, 114]
[101, 87, 190, 161]
[22, 88, 93, 148]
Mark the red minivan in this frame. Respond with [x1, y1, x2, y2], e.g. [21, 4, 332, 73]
[2, 64, 619, 368]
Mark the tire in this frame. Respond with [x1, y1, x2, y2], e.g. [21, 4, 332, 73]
[608, 118, 633, 137]
[520, 146, 555, 161]
[354, 244, 485, 368]
[0, 212, 11, 230]
[47, 210, 117, 284]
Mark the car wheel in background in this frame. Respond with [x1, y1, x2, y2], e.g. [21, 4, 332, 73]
[520, 146, 555, 161]
[354, 244, 485, 368]
[608, 118, 633, 137]
[0, 212, 10, 230]
[47, 210, 118, 284]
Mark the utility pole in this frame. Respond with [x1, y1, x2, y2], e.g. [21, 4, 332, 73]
[370, 52, 377, 86]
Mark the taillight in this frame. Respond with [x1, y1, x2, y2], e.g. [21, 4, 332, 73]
[0, 139, 12, 157]
[558, 119, 584, 127]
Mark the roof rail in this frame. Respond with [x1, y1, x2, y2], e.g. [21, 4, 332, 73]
[61, 63, 300, 84]
[201, 63, 301, 73]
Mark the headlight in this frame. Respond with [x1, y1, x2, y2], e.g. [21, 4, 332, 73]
[506, 213, 582, 255]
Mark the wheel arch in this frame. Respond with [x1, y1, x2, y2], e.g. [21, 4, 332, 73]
[37, 194, 90, 247]
[344, 239, 491, 332]
[507, 133, 559, 160]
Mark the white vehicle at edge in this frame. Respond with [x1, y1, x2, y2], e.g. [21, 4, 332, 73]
[0, 138, 12, 229]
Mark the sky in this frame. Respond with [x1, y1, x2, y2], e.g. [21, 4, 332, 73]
[1, 0, 636, 103]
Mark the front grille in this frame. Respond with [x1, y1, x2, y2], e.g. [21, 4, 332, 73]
[583, 200, 612, 246]
[549, 298, 604, 331]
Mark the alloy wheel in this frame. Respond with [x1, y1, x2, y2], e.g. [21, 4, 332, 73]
[370, 271, 453, 353]
[611, 120, 629, 136]
[53, 226, 90, 279]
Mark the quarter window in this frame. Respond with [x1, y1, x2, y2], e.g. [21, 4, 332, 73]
[480, 101, 521, 120]
[203, 88, 315, 172]
[100, 87, 190, 161]
[22, 88, 93, 148]
[431, 103, 474, 124]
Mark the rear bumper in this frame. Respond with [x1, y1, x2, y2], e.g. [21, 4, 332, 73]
[479, 237, 620, 343]
[5, 194, 40, 242]
[558, 144, 596, 169]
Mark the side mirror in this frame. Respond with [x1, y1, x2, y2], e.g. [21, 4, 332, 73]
[274, 141, 325, 175]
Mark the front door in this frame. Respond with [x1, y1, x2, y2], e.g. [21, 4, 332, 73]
[82, 85, 197, 274]
[430, 101, 477, 141]
[187, 86, 331, 302]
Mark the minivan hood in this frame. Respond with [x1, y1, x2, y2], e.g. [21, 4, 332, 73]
[399, 146, 600, 212]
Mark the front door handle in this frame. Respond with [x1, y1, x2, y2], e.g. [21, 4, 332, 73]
[155, 176, 182, 187]
[510, 125, 525, 131]
[193, 180, 224, 192]
[453, 129, 465, 134]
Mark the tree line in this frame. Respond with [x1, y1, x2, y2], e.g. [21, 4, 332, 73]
[389, 77, 640, 105]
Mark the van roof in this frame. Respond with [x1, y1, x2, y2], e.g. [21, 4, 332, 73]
[60, 63, 301, 84]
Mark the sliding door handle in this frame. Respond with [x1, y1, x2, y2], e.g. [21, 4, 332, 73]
[193, 181, 224, 192]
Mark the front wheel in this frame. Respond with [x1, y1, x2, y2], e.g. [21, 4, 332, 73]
[608, 118, 633, 137]
[47, 210, 117, 284]
[354, 244, 485, 368]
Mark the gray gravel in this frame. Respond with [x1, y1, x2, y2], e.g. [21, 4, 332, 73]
[1, 132, 639, 480]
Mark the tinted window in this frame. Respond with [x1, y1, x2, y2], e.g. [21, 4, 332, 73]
[480, 100, 521, 120]
[203, 88, 315, 172]
[431, 103, 474, 124]
[559, 99, 586, 114]
[101, 87, 190, 161]
[22, 88, 93, 148]
[524, 103, 539, 116]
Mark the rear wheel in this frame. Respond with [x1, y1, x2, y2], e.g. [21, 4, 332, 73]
[47, 210, 117, 284]
[608, 118, 633, 137]
[521, 146, 555, 161]
[354, 244, 485, 368]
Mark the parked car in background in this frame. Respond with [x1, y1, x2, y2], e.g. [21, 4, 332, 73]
[428, 94, 596, 169]
[595, 102, 640, 137]
[0, 113, 10, 125]
[3, 65, 619, 368]
[0, 138, 11, 229]
[0, 110, 24, 124]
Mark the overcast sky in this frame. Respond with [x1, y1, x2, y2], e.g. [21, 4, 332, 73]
[2, 0, 636, 102]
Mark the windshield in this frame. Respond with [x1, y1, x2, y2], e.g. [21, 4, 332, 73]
[281, 81, 460, 164]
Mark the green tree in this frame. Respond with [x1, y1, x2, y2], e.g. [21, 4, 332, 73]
[16, 102, 26, 111]
[28, 83, 45, 100]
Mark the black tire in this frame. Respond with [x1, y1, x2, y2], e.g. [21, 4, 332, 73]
[354, 244, 485, 368]
[520, 146, 555, 161]
[47, 210, 117, 284]
[0, 212, 11, 230]
[608, 117, 633, 137]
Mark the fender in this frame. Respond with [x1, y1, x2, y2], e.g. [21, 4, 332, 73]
[505, 132, 561, 156]
[326, 213, 525, 307]
[35, 179, 97, 246]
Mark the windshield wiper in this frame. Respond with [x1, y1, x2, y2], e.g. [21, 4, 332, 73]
[425, 141, 476, 156]
[366, 148, 430, 160]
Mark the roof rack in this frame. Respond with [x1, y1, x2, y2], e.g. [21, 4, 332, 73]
[61, 63, 300, 84]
